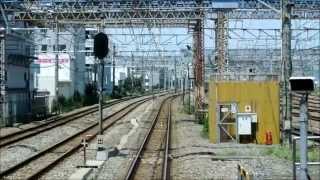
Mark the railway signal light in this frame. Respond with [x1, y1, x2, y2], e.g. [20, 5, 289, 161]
[289, 77, 314, 92]
[94, 32, 109, 59]
[94, 32, 109, 136]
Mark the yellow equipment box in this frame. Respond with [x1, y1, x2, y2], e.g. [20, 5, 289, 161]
[208, 81, 280, 144]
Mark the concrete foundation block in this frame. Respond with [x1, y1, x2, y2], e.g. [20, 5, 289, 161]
[68, 168, 92, 180]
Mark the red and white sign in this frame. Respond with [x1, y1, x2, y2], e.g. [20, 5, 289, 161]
[36, 53, 70, 64]
[36, 53, 71, 82]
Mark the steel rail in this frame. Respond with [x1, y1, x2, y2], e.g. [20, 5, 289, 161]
[0, 91, 168, 148]
[280, 93, 320, 136]
[0, 97, 132, 148]
[125, 95, 175, 180]
[0, 95, 158, 179]
[163, 98, 172, 180]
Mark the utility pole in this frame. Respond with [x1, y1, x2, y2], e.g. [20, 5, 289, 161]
[54, 22, 59, 113]
[151, 65, 154, 98]
[131, 54, 134, 92]
[170, 69, 172, 90]
[193, 18, 204, 121]
[163, 68, 166, 90]
[174, 57, 177, 93]
[112, 45, 115, 96]
[182, 76, 185, 105]
[0, 29, 7, 125]
[93, 61, 97, 86]
[216, 11, 228, 74]
[142, 56, 145, 92]
[98, 59, 104, 135]
[281, 0, 293, 145]
[188, 64, 191, 113]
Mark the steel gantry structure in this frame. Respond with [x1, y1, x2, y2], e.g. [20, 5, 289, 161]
[1, 0, 320, 23]
[1, 0, 320, 121]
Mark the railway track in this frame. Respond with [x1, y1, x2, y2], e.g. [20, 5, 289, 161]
[0, 97, 136, 148]
[125, 96, 174, 180]
[290, 93, 320, 136]
[0, 95, 159, 180]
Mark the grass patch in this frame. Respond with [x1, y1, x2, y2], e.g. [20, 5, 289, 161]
[264, 145, 292, 160]
[103, 95, 113, 102]
[219, 150, 237, 156]
[201, 113, 209, 139]
[308, 147, 320, 161]
[264, 144, 320, 161]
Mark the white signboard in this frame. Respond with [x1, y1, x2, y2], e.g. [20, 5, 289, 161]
[251, 114, 257, 123]
[221, 107, 229, 112]
[237, 114, 252, 135]
[231, 104, 237, 113]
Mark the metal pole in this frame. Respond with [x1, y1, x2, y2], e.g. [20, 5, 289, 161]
[54, 22, 59, 113]
[174, 57, 177, 93]
[112, 45, 115, 96]
[152, 65, 154, 98]
[142, 56, 145, 92]
[182, 76, 185, 105]
[158, 68, 161, 94]
[293, 138, 297, 179]
[99, 60, 104, 135]
[83, 138, 87, 166]
[299, 94, 308, 180]
[281, 0, 293, 145]
[188, 65, 191, 113]
[93, 61, 97, 85]
[0, 32, 7, 125]
[131, 54, 134, 92]
[164, 68, 167, 90]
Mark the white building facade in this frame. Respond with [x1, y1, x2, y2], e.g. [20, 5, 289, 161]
[32, 27, 86, 111]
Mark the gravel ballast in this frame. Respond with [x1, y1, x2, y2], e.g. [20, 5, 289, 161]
[170, 97, 319, 179]
[39, 97, 164, 180]
[0, 97, 148, 173]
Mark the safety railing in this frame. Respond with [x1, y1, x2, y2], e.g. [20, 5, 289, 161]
[292, 136, 320, 180]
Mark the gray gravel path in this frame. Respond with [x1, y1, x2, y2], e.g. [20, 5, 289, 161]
[170, 97, 320, 180]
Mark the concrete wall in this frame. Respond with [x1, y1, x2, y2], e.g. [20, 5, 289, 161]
[6, 91, 30, 125]
[6, 65, 28, 88]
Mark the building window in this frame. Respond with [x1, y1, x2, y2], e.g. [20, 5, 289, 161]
[59, 44, 66, 52]
[53, 44, 67, 52]
[85, 30, 90, 39]
[24, 72, 27, 81]
[40, 29, 47, 34]
[41, 45, 47, 52]
[85, 47, 93, 56]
